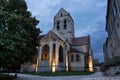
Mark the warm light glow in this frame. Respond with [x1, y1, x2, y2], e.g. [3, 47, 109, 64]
[56, 48, 59, 65]
[66, 53, 68, 72]
[52, 61, 56, 73]
[32, 64, 36, 66]
[89, 62, 93, 72]
[88, 56, 93, 72]
[36, 56, 39, 73]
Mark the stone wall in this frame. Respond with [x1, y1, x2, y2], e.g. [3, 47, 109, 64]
[56, 63, 66, 72]
[39, 61, 52, 72]
[20, 63, 36, 72]
[105, 66, 120, 76]
[69, 52, 85, 71]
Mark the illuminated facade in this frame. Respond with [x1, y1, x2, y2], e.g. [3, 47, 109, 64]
[38, 8, 94, 72]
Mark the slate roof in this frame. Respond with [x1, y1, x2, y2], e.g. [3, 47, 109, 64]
[54, 8, 74, 23]
[72, 36, 89, 46]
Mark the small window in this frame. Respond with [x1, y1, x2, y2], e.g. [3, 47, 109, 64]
[61, 13, 63, 17]
[59, 46, 63, 62]
[117, 23, 119, 27]
[76, 54, 80, 61]
[64, 20, 67, 29]
[57, 21, 60, 30]
[71, 54, 74, 62]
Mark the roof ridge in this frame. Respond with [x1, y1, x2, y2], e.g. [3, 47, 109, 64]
[41, 30, 64, 42]
[74, 36, 89, 39]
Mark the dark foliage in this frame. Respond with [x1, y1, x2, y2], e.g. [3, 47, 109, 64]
[104, 56, 120, 67]
[0, 0, 41, 69]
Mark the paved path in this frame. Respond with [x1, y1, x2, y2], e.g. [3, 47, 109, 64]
[10, 72, 120, 80]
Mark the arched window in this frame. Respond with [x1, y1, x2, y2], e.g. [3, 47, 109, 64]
[59, 46, 63, 62]
[42, 44, 49, 60]
[53, 44, 56, 57]
[57, 21, 60, 30]
[61, 13, 63, 17]
[76, 54, 80, 61]
[71, 54, 74, 62]
[64, 20, 67, 29]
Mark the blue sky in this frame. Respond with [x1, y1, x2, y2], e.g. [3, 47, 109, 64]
[26, 0, 108, 62]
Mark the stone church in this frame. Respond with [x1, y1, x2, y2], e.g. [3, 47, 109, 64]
[37, 8, 93, 72]
[21, 8, 93, 73]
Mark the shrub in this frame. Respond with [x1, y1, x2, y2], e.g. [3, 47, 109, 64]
[105, 56, 120, 67]
[116, 71, 120, 75]
[0, 74, 15, 80]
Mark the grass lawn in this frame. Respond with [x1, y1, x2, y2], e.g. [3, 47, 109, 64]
[0, 74, 15, 80]
[23, 71, 94, 76]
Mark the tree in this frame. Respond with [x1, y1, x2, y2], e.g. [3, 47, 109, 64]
[0, 0, 40, 69]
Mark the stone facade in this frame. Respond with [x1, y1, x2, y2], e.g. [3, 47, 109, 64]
[29, 8, 93, 73]
[105, 66, 120, 76]
[103, 0, 120, 76]
[69, 52, 85, 71]
[104, 0, 120, 62]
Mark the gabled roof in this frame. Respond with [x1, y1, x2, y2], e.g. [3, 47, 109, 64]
[54, 8, 74, 22]
[51, 28, 66, 41]
[54, 8, 69, 18]
[72, 36, 90, 46]
[41, 30, 63, 41]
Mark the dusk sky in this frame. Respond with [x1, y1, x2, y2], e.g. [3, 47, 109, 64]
[26, 0, 108, 62]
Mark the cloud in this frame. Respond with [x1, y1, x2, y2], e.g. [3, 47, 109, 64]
[75, 16, 106, 36]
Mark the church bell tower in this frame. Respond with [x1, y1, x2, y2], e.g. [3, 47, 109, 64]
[54, 8, 75, 44]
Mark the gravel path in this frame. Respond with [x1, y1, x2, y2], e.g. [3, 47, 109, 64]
[9, 72, 120, 80]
